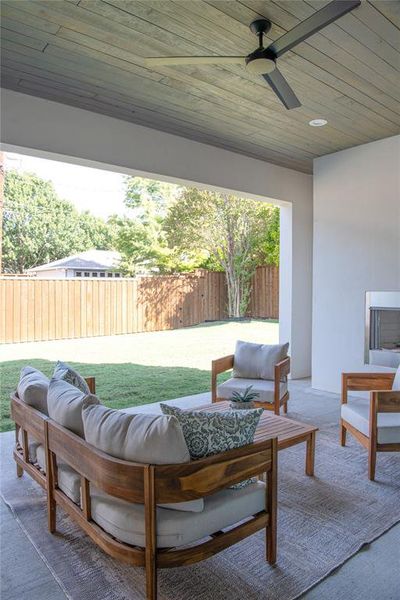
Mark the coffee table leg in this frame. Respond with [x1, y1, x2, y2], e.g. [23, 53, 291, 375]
[305, 431, 316, 476]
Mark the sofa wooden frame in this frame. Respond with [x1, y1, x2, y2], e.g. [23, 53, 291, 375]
[212, 354, 291, 415]
[341, 372, 400, 480]
[11, 378, 277, 600]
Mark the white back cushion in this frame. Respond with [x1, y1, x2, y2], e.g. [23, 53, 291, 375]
[82, 404, 201, 512]
[47, 378, 100, 437]
[233, 340, 289, 380]
[82, 404, 190, 464]
[17, 366, 49, 415]
[392, 365, 400, 390]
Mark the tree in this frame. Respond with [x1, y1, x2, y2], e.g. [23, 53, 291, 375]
[124, 176, 181, 219]
[2, 170, 112, 273]
[112, 177, 192, 275]
[165, 189, 278, 317]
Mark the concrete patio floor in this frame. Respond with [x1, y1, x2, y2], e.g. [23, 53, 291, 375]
[1, 379, 399, 600]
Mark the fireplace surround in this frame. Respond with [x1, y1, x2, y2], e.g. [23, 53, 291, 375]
[365, 291, 400, 368]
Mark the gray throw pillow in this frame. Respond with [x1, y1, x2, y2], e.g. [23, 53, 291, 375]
[233, 340, 289, 380]
[53, 361, 90, 394]
[47, 378, 100, 437]
[17, 366, 50, 415]
[83, 404, 190, 464]
[160, 404, 263, 489]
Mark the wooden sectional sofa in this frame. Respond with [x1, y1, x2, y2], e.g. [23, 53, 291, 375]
[11, 375, 278, 600]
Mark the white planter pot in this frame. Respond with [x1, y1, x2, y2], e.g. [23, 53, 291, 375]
[229, 401, 255, 410]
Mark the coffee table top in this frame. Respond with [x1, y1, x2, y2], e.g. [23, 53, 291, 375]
[193, 401, 318, 450]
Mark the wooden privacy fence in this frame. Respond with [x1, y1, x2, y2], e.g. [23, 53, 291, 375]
[0, 266, 278, 344]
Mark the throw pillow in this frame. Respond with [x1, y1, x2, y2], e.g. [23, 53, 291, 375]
[47, 378, 100, 437]
[233, 340, 289, 380]
[82, 404, 202, 512]
[53, 360, 90, 394]
[160, 404, 263, 488]
[17, 366, 50, 415]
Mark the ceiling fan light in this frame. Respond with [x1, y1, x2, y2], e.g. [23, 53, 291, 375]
[246, 57, 276, 75]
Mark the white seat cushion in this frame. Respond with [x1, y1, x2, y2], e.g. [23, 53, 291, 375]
[17, 429, 41, 463]
[90, 480, 266, 548]
[341, 400, 400, 444]
[36, 445, 81, 505]
[217, 377, 287, 404]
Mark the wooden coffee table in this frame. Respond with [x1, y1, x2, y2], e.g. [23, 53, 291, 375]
[195, 401, 318, 476]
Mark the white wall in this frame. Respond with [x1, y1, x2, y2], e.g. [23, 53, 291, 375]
[34, 269, 66, 279]
[312, 135, 400, 392]
[1, 89, 313, 377]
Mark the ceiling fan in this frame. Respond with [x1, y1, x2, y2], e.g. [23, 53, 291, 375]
[145, 0, 361, 110]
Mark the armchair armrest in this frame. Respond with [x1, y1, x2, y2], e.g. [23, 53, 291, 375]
[274, 356, 290, 384]
[371, 389, 400, 413]
[211, 355, 234, 402]
[341, 372, 395, 404]
[84, 376, 96, 394]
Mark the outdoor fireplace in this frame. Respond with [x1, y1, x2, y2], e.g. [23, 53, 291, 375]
[365, 291, 400, 368]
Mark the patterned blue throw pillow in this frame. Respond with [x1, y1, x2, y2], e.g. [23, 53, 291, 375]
[53, 361, 90, 395]
[160, 404, 263, 488]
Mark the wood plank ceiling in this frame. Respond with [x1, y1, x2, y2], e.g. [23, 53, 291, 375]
[1, 0, 400, 173]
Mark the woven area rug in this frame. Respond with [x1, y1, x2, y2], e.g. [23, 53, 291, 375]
[1, 400, 399, 600]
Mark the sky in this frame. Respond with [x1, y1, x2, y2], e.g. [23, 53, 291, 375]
[5, 152, 128, 219]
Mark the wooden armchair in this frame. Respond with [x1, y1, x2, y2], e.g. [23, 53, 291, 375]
[45, 420, 277, 600]
[212, 354, 290, 415]
[341, 372, 400, 480]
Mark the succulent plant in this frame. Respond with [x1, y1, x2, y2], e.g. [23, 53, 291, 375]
[229, 385, 260, 403]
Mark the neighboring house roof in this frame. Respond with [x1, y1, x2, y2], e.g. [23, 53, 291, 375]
[28, 250, 121, 272]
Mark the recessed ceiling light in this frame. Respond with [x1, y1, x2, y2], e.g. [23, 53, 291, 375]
[309, 118, 328, 127]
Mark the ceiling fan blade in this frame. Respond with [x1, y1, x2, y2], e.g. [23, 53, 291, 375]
[145, 56, 245, 67]
[268, 0, 361, 58]
[263, 68, 301, 110]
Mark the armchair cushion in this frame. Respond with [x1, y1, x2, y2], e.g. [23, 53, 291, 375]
[53, 360, 90, 394]
[217, 377, 288, 404]
[17, 366, 50, 415]
[341, 400, 400, 444]
[392, 365, 400, 390]
[90, 480, 266, 548]
[233, 340, 289, 380]
[47, 378, 100, 438]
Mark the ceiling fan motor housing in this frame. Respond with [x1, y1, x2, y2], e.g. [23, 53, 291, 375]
[245, 49, 276, 75]
[247, 19, 276, 75]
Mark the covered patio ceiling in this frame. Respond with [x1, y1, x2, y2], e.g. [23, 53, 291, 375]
[1, 0, 399, 174]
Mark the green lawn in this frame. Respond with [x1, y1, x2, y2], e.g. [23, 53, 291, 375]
[0, 320, 278, 432]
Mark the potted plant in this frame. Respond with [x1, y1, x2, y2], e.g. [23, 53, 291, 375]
[229, 385, 260, 410]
